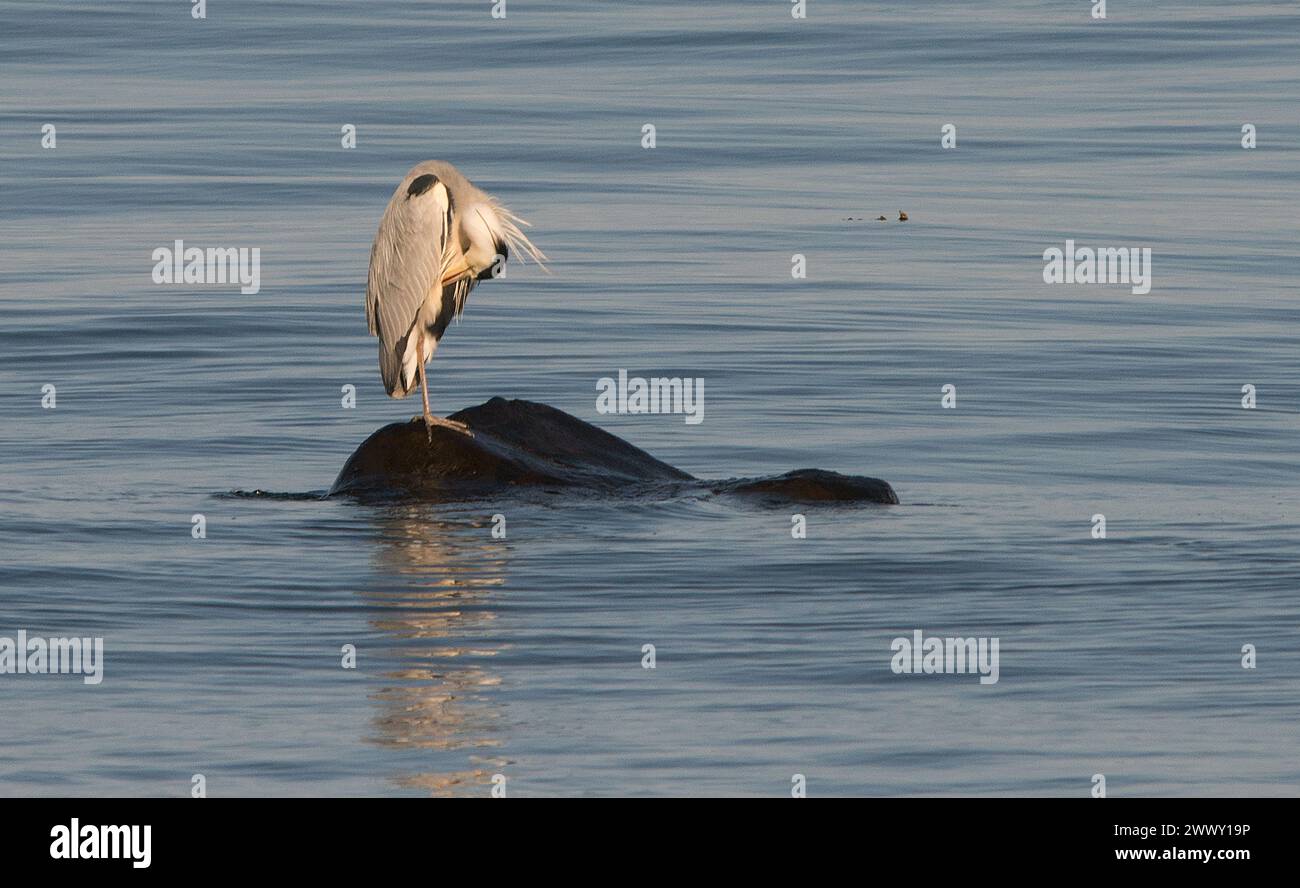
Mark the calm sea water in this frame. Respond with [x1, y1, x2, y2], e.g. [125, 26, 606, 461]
[2, 0, 1298, 796]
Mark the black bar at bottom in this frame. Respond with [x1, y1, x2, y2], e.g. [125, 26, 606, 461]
[2, 798, 1283, 874]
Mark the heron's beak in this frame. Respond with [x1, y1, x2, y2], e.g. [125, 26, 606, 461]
[440, 254, 472, 286]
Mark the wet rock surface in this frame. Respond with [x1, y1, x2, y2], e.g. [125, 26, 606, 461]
[329, 397, 898, 505]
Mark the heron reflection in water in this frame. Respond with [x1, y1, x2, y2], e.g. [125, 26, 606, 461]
[360, 509, 512, 795]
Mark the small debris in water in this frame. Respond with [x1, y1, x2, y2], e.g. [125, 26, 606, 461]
[845, 213, 909, 223]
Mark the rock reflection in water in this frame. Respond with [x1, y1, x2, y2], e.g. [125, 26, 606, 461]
[361, 507, 511, 795]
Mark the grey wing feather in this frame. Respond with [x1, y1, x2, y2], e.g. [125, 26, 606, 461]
[365, 183, 449, 396]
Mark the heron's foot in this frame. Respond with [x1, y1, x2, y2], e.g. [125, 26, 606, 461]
[417, 412, 473, 440]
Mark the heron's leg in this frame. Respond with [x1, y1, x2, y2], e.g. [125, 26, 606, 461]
[415, 337, 472, 439]
[416, 337, 435, 432]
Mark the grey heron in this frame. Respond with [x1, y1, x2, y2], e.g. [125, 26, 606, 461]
[366, 160, 545, 438]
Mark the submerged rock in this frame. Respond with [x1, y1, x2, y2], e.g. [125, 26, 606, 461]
[329, 397, 897, 505]
[711, 468, 899, 504]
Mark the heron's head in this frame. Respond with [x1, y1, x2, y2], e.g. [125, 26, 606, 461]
[442, 199, 547, 286]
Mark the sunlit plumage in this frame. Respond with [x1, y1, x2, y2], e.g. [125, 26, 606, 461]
[365, 160, 545, 437]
